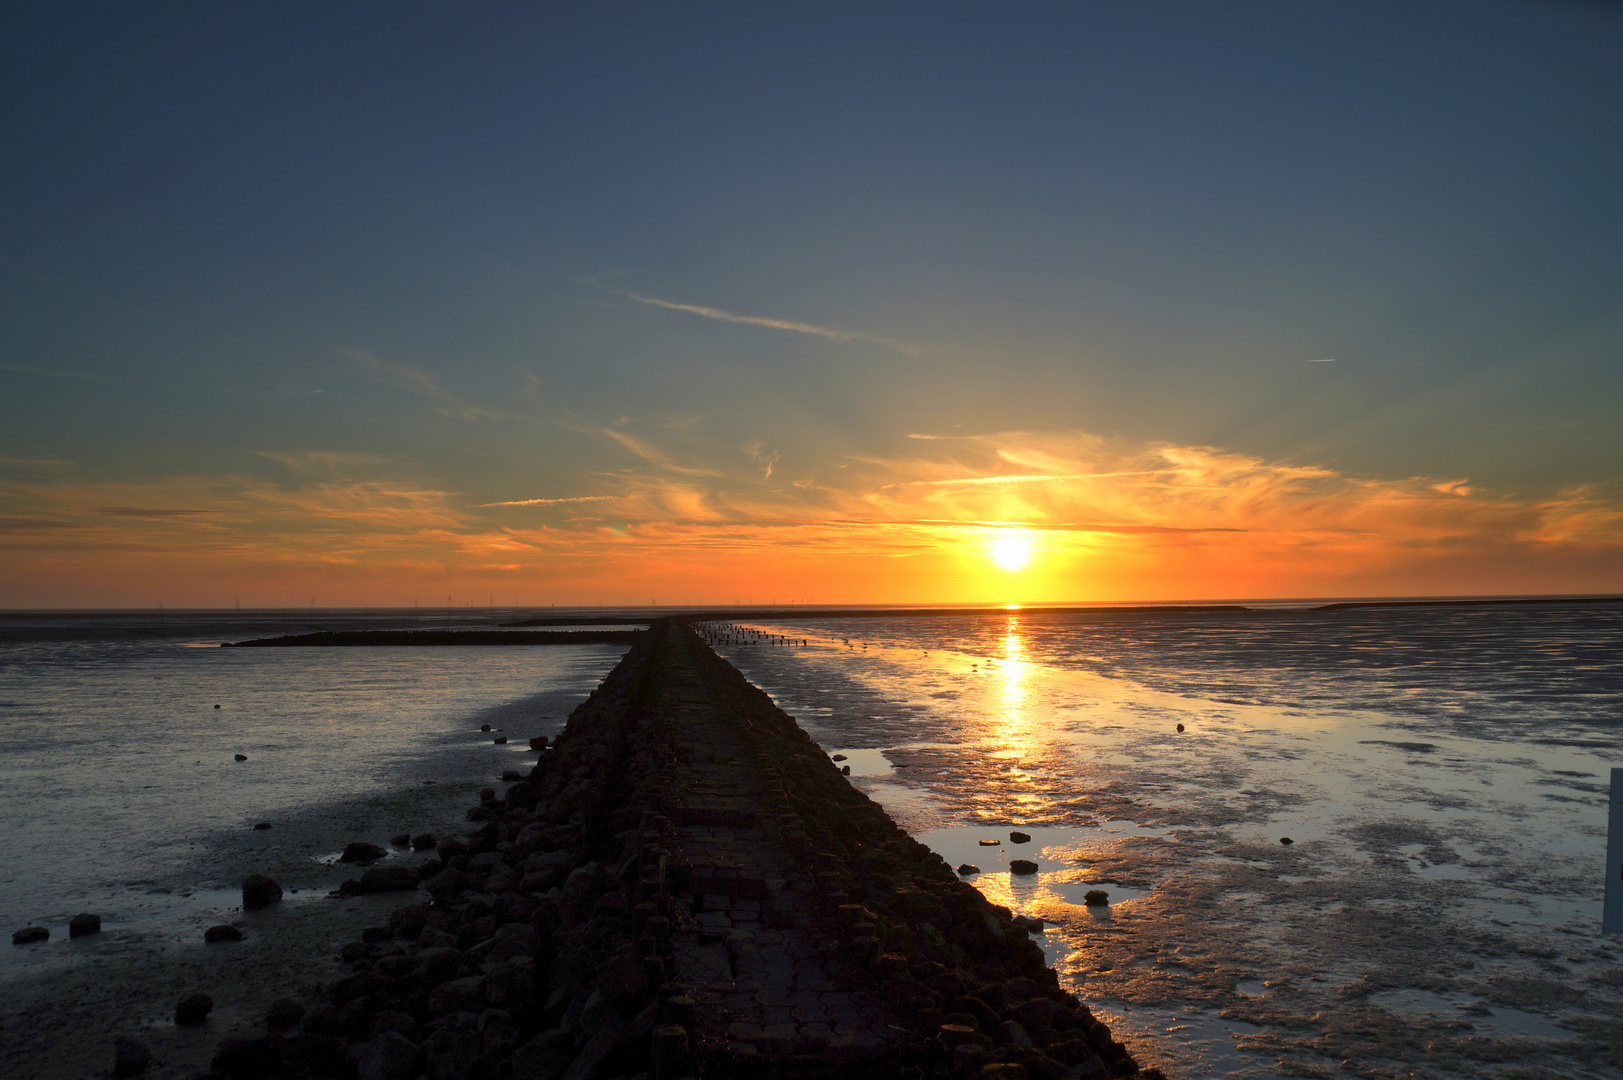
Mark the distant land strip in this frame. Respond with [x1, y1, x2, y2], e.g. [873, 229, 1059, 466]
[221, 630, 644, 647]
[1315, 596, 1623, 611]
[671, 604, 1248, 623]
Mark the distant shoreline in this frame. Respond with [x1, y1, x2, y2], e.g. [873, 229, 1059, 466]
[221, 629, 644, 647]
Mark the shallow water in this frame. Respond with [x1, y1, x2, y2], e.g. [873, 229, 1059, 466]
[706, 606, 1623, 1080]
[0, 612, 629, 983]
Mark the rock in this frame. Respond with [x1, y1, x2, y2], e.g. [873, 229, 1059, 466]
[1009, 831, 1032, 844]
[205, 924, 244, 943]
[265, 998, 305, 1030]
[355, 1026, 421, 1078]
[214, 704, 222, 708]
[12, 926, 48, 945]
[1083, 889, 1109, 906]
[1280, 837, 1294, 845]
[1013, 915, 1044, 933]
[234, 754, 248, 761]
[411, 833, 437, 851]
[1009, 859, 1039, 875]
[210, 1036, 281, 1078]
[979, 839, 1001, 846]
[528, 736, 548, 751]
[390, 833, 411, 847]
[69, 913, 102, 937]
[480, 724, 492, 732]
[493, 736, 507, 744]
[340, 842, 389, 863]
[501, 769, 522, 782]
[355, 866, 420, 894]
[175, 991, 214, 1025]
[841, 764, 851, 774]
[252, 822, 273, 830]
[241, 874, 283, 909]
[113, 1036, 151, 1077]
[831, 754, 847, 761]
[369, 1010, 420, 1041]
[1176, 723, 1185, 732]
[958, 864, 981, 876]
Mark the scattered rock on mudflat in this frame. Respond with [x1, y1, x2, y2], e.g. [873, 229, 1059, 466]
[831, 754, 847, 761]
[1084, 889, 1109, 906]
[175, 991, 214, 1025]
[479, 724, 492, 732]
[265, 998, 305, 1031]
[69, 913, 101, 937]
[204, 924, 243, 943]
[1176, 723, 1185, 732]
[340, 842, 388, 863]
[501, 770, 522, 782]
[241, 874, 283, 909]
[113, 1036, 151, 1077]
[528, 735, 548, 750]
[341, 866, 420, 896]
[1009, 859, 1039, 875]
[234, 754, 248, 761]
[251, 822, 273, 830]
[841, 765, 850, 774]
[978, 839, 1000, 847]
[411, 833, 436, 851]
[958, 864, 981, 876]
[1009, 831, 1032, 844]
[1280, 837, 1294, 845]
[12, 926, 48, 945]
[493, 736, 507, 744]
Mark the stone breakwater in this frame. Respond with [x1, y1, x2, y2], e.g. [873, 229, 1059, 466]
[204, 618, 1158, 1080]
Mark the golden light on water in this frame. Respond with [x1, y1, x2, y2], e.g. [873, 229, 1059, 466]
[991, 531, 1033, 571]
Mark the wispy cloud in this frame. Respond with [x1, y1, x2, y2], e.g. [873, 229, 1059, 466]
[479, 495, 620, 507]
[588, 281, 919, 355]
[342, 348, 504, 420]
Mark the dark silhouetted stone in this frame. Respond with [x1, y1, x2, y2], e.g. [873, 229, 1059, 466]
[958, 864, 980, 876]
[175, 991, 214, 1025]
[1009, 831, 1032, 844]
[69, 912, 101, 937]
[831, 754, 847, 761]
[340, 842, 388, 863]
[13, 926, 48, 944]
[265, 998, 305, 1031]
[252, 822, 273, 830]
[205, 924, 243, 943]
[242, 874, 282, 909]
[1176, 723, 1185, 732]
[1009, 859, 1039, 875]
[1280, 837, 1293, 845]
[356, 1031, 423, 1080]
[341, 866, 420, 896]
[390, 833, 410, 847]
[528, 736, 548, 751]
[234, 754, 248, 761]
[113, 1037, 151, 1077]
[411, 833, 436, 851]
[492, 736, 507, 744]
[1084, 889, 1109, 906]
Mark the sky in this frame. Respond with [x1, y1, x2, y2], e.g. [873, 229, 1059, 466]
[2, 1, 1621, 608]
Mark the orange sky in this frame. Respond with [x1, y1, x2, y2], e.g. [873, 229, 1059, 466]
[5, 428, 1620, 608]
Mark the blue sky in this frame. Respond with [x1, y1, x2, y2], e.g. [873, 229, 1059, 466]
[3, 2, 1621, 606]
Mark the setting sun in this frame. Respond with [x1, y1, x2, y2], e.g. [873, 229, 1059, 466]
[991, 531, 1032, 571]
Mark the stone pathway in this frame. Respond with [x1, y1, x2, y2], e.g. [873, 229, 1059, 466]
[654, 628, 905, 1063]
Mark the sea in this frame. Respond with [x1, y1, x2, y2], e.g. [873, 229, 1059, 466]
[710, 602, 1623, 1080]
[2, 602, 1620, 1079]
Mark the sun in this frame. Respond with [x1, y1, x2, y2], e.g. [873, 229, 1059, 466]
[991, 532, 1032, 571]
